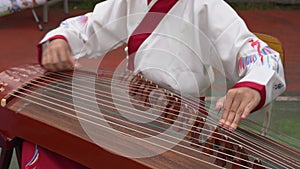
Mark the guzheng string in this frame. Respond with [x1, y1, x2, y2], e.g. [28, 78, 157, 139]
[60, 70, 219, 125]
[93, 71, 300, 165]
[56, 71, 299, 155]
[58, 71, 212, 112]
[10, 91, 254, 169]
[41, 70, 296, 166]
[20, 78, 247, 157]
[32, 71, 296, 168]
[4, 71, 298, 169]
[9, 74, 298, 169]
[48, 71, 299, 167]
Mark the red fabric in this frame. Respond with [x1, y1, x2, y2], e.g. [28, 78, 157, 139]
[232, 81, 266, 111]
[127, 0, 179, 70]
[147, 0, 152, 5]
[22, 141, 87, 169]
[37, 35, 68, 67]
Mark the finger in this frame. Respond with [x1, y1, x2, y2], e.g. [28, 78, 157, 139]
[49, 48, 61, 71]
[58, 47, 74, 70]
[66, 53, 75, 70]
[230, 95, 259, 129]
[224, 97, 241, 128]
[241, 101, 257, 119]
[215, 96, 225, 111]
[43, 51, 56, 71]
[219, 90, 235, 124]
[52, 46, 69, 71]
[42, 39, 74, 72]
[42, 47, 52, 70]
[231, 102, 247, 130]
[58, 53, 72, 71]
[42, 51, 49, 69]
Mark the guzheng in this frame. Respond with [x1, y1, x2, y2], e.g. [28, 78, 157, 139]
[0, 64, 299, 169]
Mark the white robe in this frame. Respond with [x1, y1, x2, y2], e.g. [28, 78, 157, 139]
[39, 0, 286, 109]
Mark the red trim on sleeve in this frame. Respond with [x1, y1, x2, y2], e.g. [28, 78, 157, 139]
[48, 35, 68, 42]
[232, 81, 266, 111]
[37, 35, 68, 67]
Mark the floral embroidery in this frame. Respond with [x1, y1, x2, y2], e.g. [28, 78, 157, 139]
[25, 144, 39, 169]
[274, 83, 284, 90]
[238, 53, 258, 74]
[249, 39, 264, 63]
[78, 15, 88, 26]
[238, 45, 281, 75]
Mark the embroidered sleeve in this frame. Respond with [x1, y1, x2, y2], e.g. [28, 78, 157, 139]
[206, 0, 286, 110]
[234, 37, 286, 109]
[238, 39, 282, 77]
[38, 0, 129, 60]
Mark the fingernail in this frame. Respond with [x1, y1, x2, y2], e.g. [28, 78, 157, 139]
[223, 124, 229, 129]
[228, 127, 235, 132]
[98, 72, 104, 77]
[218, 122, 224, 127]
[74, 63, 81, 68]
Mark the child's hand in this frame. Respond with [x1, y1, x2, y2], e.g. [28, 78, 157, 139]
[42, 39, 75, 72]
[217, 87, 261, 130]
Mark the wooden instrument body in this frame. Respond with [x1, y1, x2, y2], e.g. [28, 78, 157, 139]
[0, 65, 151, 168]
[0, 64, 299, 169]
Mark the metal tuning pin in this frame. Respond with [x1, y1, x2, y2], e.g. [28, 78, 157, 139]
[214, 148, 227, 167]
[201, 117, 206, 122]
[211, 127, 222, 146]
[202, 126, 220, 156]
[184, 104, 188, 109]
[253, 158, 266, 169]
[165, 95, 181, 125]
[222, 135, 234, 156]
[187, 115, 205, 147]
[214, 133, 231, 167]
[175, 97, 179, 102]
[142, 80, 156, 108]
[231, 145, 251, 169]
[202, 135, 215, 155]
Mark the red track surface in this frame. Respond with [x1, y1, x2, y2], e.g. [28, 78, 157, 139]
[0, 8, 299, 94]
